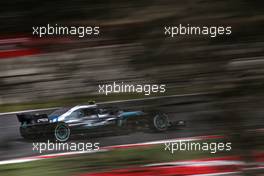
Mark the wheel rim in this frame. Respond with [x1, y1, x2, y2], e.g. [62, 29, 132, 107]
[154, 114, 168, 131]
[55, 124, 70, 142]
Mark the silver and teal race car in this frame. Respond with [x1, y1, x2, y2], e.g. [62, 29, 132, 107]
[17, 102, 185, 142]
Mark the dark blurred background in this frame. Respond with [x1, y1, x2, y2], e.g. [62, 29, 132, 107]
[0, 1, 264, 175]
[0, 0, 263, 105]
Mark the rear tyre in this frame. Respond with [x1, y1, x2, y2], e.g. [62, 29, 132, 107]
[54, 123, 71, 142]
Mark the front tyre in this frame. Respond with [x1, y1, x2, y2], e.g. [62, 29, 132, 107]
[54, 123, 70, 142]
[151, 112, 169, 132]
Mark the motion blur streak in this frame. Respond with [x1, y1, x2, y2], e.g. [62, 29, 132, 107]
[0, 0, 264, 176]
[0, 49, 41, 59]
[79, 165, 240, 176]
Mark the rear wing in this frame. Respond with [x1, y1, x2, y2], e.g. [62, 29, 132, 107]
[17, 113, 49, 124]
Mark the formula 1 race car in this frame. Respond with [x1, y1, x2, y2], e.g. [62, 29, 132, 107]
[17, 102, 185, 142]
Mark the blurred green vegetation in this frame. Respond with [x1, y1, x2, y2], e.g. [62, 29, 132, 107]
[0, 138, 235, 176]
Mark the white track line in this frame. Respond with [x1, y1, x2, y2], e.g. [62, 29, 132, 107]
[0, 93, 206, 116]
[103, 135, 223, 150]
[0, 150, 108, 165]
[145, 160, 245, 167]
[190, 172, 240, 176]
[0, 135, 216, 165]
[0, 158, 40, 165]
[0, 107, 59, 116]
[97, 93, 206, 105]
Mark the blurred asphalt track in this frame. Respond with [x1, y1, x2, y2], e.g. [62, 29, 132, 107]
[0, 93, 263, 161]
